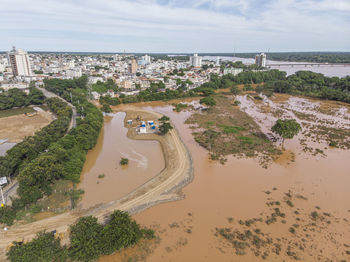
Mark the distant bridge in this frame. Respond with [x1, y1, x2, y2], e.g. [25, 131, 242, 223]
[267, 63, 350, 67]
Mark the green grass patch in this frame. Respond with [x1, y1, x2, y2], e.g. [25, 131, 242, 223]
[220, 125, 246, 134]
[0, 107, 35, 118]
[238, 136, 254, 144]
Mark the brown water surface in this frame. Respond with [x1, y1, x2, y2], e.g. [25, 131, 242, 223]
[80, 112, 165, 209]
[100, 101, 350, 261]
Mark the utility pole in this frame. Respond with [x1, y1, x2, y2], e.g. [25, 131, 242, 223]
[70, 92, 73, 103]
[0, 186, 4, 205]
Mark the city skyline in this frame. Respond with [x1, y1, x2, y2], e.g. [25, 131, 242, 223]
[1, 0, 350, 53]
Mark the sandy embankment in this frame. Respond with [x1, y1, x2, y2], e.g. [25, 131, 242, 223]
[0, 108, 193, 259]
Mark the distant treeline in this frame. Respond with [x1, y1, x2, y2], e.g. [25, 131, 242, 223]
[0, 76, 103, 226]
[0, 87, 45, 110]
[232, 52, 350, 64]
[195, 69, 350, 104]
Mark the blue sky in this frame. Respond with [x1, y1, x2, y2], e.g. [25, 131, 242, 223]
[1, 0, 350, 52]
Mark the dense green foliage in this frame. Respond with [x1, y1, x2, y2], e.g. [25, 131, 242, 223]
[260, 71, 350, 103]
[120, 158, 129, 165]
[0, 206, 16, 226]
[69, 211, 145, 261]
[200, 96, 216, 107]
[121, 85, 198, 104]
[7, 210, 153, 262]
[271, 119, 301, 141]
[197, 70, 350, 104]
[0, 87, 45, 110]
[101, 103, 112, 113]
[0, 97, 72, 179]
[0, 76, 103, 225]
[158, 116, 173, 134]
[99, 95, 121, 106]
[92, 79, 118, 94]
[6, 232, 67, 262]
[234, 52, 350, 63]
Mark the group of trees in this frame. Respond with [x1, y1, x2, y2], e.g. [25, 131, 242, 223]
[0, 76, 103, 225]
[158, 116, 173, 134]
[0, 86, 45, 110]
[7, 210, 154, 262]
[92, 79, 118, 94]
[0, 97, 72, 225]
[260, 71, 350, 103]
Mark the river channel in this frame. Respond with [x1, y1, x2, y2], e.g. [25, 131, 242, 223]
[80, 112, 164, 209]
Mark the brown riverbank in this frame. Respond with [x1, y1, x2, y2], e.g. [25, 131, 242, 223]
[0, 107, 193, 260]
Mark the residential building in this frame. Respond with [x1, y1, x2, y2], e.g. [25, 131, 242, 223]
[7, 47, 32, 77]
[255, 53, 267, 67]
[189, 53, 202, 68]
[223, 68, 244, 76]
[128, 59, 138, 74]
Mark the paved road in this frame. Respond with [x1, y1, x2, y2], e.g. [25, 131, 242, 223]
[2, 88, 77, 203]
[2, 181, 18, 205]
[36, 87, 77, 130]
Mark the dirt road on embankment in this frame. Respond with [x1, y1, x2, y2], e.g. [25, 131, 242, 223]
[0, 107, 193, 259]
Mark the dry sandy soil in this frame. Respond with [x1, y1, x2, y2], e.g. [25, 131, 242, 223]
[0, 112, 53, 143]
[0, 107, 192, 260]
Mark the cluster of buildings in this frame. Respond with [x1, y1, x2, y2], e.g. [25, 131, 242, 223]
[0, 47, 265, 98]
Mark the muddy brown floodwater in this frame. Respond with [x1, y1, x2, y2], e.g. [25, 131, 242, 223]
[80, 112, 165, 209]
[100, 100, 350, 262]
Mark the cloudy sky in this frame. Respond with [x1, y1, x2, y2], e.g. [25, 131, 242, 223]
[1, 0, 350, 52]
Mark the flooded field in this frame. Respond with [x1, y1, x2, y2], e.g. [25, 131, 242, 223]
[100, 98, 350, 261]
[80, 112, 165, 209]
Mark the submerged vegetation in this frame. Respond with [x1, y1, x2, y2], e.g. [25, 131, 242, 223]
[120, 157, 129, 166]
[186, 95, 280, 166]
[216, 189, 350, 261]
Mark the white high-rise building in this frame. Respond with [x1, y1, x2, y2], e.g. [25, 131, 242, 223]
[216, 57, 220, 67]
[255, 53, 267, 67]
[7, 47, 32, 77]
[189, 53, 202, 68]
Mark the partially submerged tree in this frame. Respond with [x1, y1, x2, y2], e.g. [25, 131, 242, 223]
[271, 119, 301, 144]
[199, 96, 216, 107]
[158, 116, 173, 135]
[120, 158, 129, 166]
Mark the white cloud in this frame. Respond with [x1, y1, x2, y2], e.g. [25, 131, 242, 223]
[0, 0, 349, 52]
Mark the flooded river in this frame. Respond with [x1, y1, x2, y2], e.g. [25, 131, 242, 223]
[100, 101, 350, 261]
[80, 112, 164, 209]
[204, 56, 350, 77]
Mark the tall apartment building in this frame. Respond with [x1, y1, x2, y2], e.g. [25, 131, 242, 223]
[128, 59, 138, 74]
[7, 47, 32, 77]
[255, 53, 267, 67]
[189, 53, 202, 68]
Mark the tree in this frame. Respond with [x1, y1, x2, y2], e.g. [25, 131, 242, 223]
[158, 116, 173, 135]
[271, 119, 301, 144]
[69, 216, 104, 261]
[101, 103, 112, 113]
[200, 96, 216, 107]
[7, 232, 67, 262]
[99, 210, 143, 255]
[120, 158, 129, 165]
[230, 85, 240, 95]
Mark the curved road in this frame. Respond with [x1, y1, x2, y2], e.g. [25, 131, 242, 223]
[2, 88, 77, 204]
[0, 108, 193, 259]
[36, 87, 77, 130]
